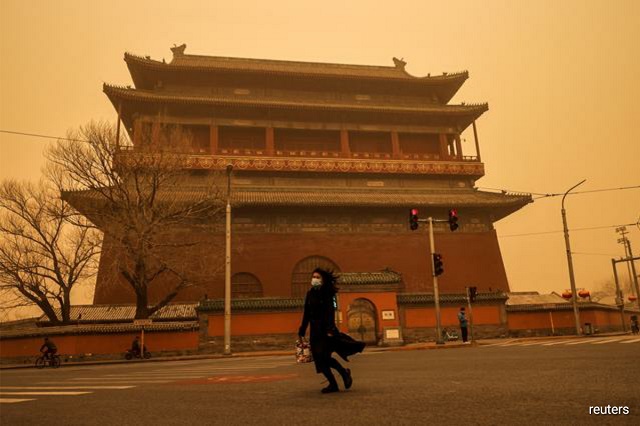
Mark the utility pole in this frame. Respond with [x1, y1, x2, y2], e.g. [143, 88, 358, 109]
[561, 179, 585, 335]
[224, 164, 233, 355]
[616, 226, 640, 311]
[611, 258, 626, 332]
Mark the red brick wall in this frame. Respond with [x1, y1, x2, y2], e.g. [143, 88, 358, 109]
[95, 230, 509, 304]
[207, 312, 301, 336]
[404, 304, 503, 328]
[507, 309, 633, 331]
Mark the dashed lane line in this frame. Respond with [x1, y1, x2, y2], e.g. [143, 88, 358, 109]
[619, 338, 640, 344]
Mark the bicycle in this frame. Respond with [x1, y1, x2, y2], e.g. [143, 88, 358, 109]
[35, 353, 61, 369]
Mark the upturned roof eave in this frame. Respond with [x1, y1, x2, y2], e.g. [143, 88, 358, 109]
[102, 84, 488, 119]
[123, 52, 469, 88]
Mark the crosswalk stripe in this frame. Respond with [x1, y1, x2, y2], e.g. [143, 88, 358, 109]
[68, 378, 180, 381]
[591, 338, 626, 344]
[564, 339, 608, 345]
[482, 340, 519, 347]
[0, 391, 92, 396]
[0, 398, 35, 403]
[0, 386, 135, 390]
[619, 338, 640, 344]
[541, 340, 576, 346]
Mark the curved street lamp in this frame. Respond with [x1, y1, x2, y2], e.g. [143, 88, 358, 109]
[561, 179, 586, 335]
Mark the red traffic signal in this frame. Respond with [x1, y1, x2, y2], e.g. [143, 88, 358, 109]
[409, 208, 419, 230]
[433, 253, 444, 276]
[448, 208, 459, 232]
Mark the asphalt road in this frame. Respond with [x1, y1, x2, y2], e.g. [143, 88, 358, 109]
[1, 335, 639, 425]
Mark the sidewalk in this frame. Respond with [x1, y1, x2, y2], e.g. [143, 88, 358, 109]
[0, 332, 630, 370]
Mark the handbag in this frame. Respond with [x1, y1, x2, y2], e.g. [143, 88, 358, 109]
[295, 338, 313, 363]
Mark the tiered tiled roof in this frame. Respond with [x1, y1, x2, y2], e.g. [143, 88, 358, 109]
[103, 84, 487, 117]
[124, 47, 468, 99]
[63, 187, 531, 210]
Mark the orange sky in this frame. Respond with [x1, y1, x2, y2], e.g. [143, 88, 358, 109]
[1, 0, 639, 315]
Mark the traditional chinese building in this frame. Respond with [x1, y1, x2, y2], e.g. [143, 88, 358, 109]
[74, 45, 533, 345]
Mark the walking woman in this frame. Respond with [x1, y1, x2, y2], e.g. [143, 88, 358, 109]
[298, 268, 365, 393]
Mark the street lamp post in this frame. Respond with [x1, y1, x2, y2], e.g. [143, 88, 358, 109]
[224, 164, 233, 355]
[561, 179, 585, 335]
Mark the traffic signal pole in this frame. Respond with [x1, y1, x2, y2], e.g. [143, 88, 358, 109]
[466, 287, 475, 343]
[428, 217, 445, 345]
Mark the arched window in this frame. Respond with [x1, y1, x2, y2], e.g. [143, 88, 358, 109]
[231, 273, 263, 299]
[291, 256, 340, 297]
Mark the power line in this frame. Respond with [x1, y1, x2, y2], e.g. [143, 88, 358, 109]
[478, 185, 640, 199]
[571, 252, 623, 257]
[499, 223, 638, 238]
[0, 129, 90, 143]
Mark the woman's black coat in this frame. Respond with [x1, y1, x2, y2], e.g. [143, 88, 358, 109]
[298, 287, 365, 373]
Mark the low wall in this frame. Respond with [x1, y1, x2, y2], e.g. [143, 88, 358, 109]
[0, 322, 199, 364]
[506, 306, 636, 337]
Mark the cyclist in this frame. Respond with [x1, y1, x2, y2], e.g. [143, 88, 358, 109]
[40, 337, 57, 360]
[130, 336, 147, 357]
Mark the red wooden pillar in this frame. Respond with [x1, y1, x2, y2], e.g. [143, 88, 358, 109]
[340, 130, 351, 157]
[391, 131, 401, 159]
[210, 125, 218, 154]
[438, 133, 449, 159]
[266, 127, 275, 155]
[455, 135, 463, 159]
[133, 118, 143, 147]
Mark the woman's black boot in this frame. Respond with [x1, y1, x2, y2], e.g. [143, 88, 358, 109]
[321, 368, 339, 393]
[329, 357, 352, 389]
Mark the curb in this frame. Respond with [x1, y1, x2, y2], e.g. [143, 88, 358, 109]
[2, 333, 631, 370]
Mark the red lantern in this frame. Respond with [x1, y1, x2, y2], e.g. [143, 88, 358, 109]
[629, 295, 638, 302]
[578, 289, 590, 298]
[562, 291, 573, 299]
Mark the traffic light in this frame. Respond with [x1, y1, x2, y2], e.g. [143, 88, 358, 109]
[468, 286, 477, 303]
[409, 208, 419, 230]
[433, 253, 444, 276]
[448, 208, 459, 231]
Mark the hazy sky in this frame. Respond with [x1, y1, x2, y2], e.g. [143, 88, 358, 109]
[1, 0, 639, 314]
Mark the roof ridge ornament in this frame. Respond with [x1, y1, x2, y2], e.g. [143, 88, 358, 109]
[171, 43, 187, 57]
[392, 57, 406, 71]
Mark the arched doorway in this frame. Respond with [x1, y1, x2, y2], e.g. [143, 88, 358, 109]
[291, 256, 340, 297]
[347, 298, 378, 344]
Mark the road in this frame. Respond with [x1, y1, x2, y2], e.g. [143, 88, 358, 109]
[1, 335, 639, 425]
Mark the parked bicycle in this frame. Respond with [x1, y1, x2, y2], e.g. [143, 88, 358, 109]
[35, 353, 61, 369]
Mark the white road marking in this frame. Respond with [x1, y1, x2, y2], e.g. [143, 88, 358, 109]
[0, 391, 92, 396]
[541, 340, 576, 346]
[38, 380, 170, 384]
[619, 338, 640, 344]
[482, 340, 519, 347]
[0, 398, 35, 403]
[0, 386, 135, 390]
[564, 339, 608, 345]
[591, 338, 626, 344]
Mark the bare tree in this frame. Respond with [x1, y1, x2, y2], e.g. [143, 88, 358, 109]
[47, 121, 225, 318]
[0, 180, 101, 325]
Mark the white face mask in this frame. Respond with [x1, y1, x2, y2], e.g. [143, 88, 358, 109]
[311, 278, 322, 288]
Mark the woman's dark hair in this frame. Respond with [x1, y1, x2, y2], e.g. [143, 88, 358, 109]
[312, 268, 339, 296]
